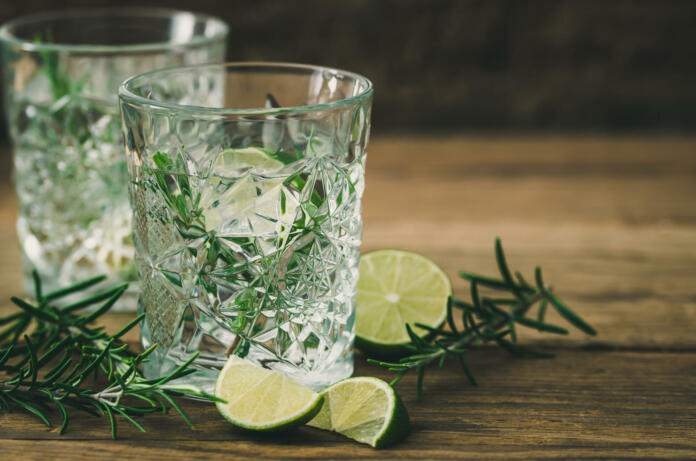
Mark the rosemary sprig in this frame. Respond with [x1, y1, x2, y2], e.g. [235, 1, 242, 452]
[0, 271, 220, 438]
[369, 238, 597, 399]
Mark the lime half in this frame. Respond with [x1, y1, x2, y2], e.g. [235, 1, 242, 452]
[356, 250, 451, 357]
[307, 377, 410, 448]
[214, 356, 324, 432]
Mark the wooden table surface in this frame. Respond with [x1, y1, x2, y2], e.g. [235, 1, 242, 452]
[0, 137, 695, 459]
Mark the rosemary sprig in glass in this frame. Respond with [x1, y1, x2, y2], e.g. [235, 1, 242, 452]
[0, 272, 219, 438]
[369, 238, 597, 400]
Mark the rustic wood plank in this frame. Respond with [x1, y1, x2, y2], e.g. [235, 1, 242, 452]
[1, 350, 694, 459]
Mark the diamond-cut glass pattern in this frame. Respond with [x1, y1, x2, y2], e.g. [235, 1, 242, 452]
[122, 73, 372, 388]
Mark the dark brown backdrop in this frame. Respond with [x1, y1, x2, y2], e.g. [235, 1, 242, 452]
[1, 0, 695, 141]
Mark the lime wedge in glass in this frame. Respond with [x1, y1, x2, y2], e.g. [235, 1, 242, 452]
[202, 147, 299, 246]
[214, 356, 324, 432]
[355, 250, 451, 357]
[308, 377, 410, 448]
[213, 146, 286, 174]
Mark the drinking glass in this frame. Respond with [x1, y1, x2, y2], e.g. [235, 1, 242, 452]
[0, 9, 228, 309]
[119, 62, 373, 390]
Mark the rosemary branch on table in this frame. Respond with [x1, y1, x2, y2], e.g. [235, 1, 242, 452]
[0, 272, 219, 438]
[369, 238, 597, 400]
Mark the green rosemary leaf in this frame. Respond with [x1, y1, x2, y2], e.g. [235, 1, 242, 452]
[537, 298, 548, 323]
[266, 150, 298, 165]
[80, 285, 128, 324]
[42, 389, 68, 434]
[112, 407, 147, 433]
[458, 355, 477, 386]
[513, 315, 568, 335]
[389, 371, 408, 387]
[484, 298, 519, 305]
[79, 340, 113, 379]
[36, 335, 73, 367]
[6, 393, 51, 426]
[512, 345, 555, 359]
[24, 335, 39, 390]
[451, 298, 475, 310]
[514, 270, 532, 290]
[508, 316, 517, 342]
[32, 269, 43, 302]
[0, 311, 23, 326]
[43, 355, 73, 382]
[413, 322, 457, 338]
[495, 237, 524, 300]
[445, 297, 459, 334]
[153, 151, 174, 171]
[43, 275, 108, 302]
[470, 279, 481, 308]
[157, 390, 194, 428]
[113, 313, 146, 339]
[104, 404, 117, 439]
[535, 267, 597, 336]
[459, 270, 509, 290]
[546, 291, 597, 336]
[494, 336, 523, 357]
[405, 323, 428, 350]
[60, 285, 128, 313]
[10, 297, 58, 322]
[280, 188, 287, 214]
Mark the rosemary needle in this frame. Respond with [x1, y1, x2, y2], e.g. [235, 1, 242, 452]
[0, 271, 220, 438]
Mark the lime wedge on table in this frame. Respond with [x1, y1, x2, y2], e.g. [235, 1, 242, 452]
[356, 250, 452, 357]
[214, 356, 324, 432]
[308, 377, 410, 448]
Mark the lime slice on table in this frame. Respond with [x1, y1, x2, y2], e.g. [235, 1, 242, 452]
[308, 377, 410, 448]
[214, 356, 324, 432]
[356, 250, 452, 357]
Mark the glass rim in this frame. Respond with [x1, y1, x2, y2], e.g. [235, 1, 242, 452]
[119, 61, 374, 116]
[0, 7, 229, 54]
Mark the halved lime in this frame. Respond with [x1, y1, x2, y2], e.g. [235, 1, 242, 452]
[356, 250, 452, 357]
[214, 356, 324, 432]
[307, 377, 410, 448]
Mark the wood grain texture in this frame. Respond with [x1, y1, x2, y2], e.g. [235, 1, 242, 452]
[0, 137, 695, 459]
[1, 351, 694, 459]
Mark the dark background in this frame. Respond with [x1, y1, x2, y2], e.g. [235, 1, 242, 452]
[1, 0, 695, 141]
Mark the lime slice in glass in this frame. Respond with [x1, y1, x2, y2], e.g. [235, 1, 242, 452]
[308, 377, 410, 448]
[202, 147, 299, 243]
[214, 356, 324, 432]
[356, 250, 452, 357]
[213, 146, 285, 173]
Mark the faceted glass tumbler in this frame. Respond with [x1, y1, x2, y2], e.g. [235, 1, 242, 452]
[0, 9, 228, 310]
[119, 62, 373, 390]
